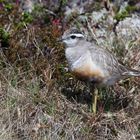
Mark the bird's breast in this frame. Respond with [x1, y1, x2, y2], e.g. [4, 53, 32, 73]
[71, 56, 105, 83]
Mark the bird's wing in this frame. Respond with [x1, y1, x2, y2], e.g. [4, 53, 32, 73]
[122, 68, 140, 77]
[87, 43, 125, 76]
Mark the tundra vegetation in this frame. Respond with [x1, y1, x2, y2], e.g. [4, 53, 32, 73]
[0, 0, 140, 139]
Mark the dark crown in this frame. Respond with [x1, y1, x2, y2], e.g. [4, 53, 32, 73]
[69, 28, 82, 34]
[63, 28, 83, 37]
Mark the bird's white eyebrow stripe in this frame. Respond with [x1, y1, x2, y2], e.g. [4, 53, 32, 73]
[70, 33, 84, 38]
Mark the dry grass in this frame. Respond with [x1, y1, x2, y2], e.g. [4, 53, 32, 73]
[0, 2, 140, 140]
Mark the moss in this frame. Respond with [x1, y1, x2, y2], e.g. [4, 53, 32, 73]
[22, 12, 33, 24]
[0, 28, 9, 40]
[61, 0, 68, 5]
[4, 3, 13, 11]
[0, 27, 10, 48]
[125, 5, 138, 12]
[0, 1, 13, 11]
[114, 10, 129, 21]
[114, 5, 138, 21]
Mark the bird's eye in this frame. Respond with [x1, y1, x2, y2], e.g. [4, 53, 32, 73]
[70, 35, 76, 39]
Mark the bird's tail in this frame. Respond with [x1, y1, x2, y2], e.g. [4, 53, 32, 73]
[122, 69, 140, 77]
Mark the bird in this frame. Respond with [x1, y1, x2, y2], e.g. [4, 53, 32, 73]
[60, 28, 140, 114]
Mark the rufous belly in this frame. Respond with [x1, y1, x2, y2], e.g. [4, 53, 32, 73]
[71, 62, 104, 83]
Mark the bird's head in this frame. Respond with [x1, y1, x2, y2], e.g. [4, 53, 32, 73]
[60, 28, 85, 48]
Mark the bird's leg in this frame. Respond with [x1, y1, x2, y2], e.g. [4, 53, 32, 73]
[92, 88, 98, 114]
